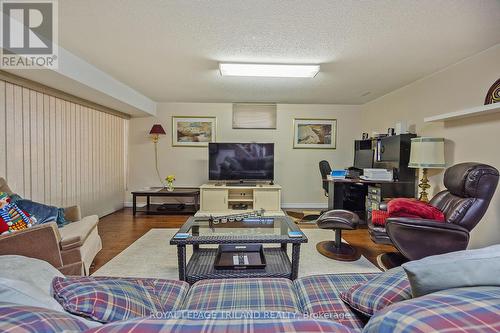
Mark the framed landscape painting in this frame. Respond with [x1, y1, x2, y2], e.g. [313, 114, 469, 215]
[172, 116, 216, 147]
[293, 118, 337, 149]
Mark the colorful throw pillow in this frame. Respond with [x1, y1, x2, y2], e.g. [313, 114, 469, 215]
[0, 218, 7, 234]
[7, 193, 22, 202]
[387, 198, 445, 221]
[52, 276, 189, 323]
[0, 192, 36, 234]
[0, 302, 92, 333]
[340, 267, 412, 317]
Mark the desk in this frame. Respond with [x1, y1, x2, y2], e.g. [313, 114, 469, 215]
[323, 178, 415, 218]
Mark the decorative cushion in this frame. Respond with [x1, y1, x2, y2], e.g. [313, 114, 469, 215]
[52, 276, 189, 323]
[0, 192, 35, 233]
[340, 267, 412, 317]
[0, 277, 65, 312]
[183, 278, 301, 313]
[0, 257, 102, 328]
[84, 311, 355, 333]
[0, 218, 7, 233]
[14, 198, 69, 227]
[387, 198, 445, 221]
[0, 302, 92, 333]
[402, 244, 500, 297]
[0, 255, 63, 296]
[294, 273, 379, 330]
[363, 287, 500, 333]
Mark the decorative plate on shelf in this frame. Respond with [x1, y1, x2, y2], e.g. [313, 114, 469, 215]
[484, 78, 500, 105]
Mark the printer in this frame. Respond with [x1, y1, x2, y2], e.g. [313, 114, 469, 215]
[360, 168, 393, 181]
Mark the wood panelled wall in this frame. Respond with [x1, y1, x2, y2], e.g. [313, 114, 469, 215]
[0, 79, 127, 217]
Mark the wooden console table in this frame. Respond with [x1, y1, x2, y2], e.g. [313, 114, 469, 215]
[132, 187, 200, 216]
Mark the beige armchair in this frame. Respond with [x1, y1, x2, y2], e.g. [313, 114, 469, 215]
[0, 178, 102, 275]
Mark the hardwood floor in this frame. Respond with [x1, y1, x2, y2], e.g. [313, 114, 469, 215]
[91, 208, 396, 274]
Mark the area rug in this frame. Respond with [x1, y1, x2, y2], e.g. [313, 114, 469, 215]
[93, 228, 380, 280]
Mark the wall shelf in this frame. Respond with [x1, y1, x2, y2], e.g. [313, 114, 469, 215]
[424, 103, 500, 122]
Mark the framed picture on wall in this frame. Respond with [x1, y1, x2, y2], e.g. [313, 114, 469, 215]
[172, 116, 217, 147]
[293, 118, 337, 149]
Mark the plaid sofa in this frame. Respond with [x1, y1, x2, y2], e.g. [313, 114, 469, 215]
[2, 272, 500, 333]
[183, 278, 302, 313]
[294, 273, 380, 330]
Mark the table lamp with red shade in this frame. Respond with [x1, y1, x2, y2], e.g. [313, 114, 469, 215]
[149, 124, 166, 143]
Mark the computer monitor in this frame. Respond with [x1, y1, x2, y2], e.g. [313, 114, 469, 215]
[354, 149, 374, 169]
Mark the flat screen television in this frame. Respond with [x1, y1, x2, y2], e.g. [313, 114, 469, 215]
[209, 143, 274, 181]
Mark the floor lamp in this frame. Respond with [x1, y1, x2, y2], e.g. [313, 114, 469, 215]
[149, 124, 166, 187]
[408, 137, 445, 202]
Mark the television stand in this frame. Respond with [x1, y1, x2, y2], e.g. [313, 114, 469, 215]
[199, 183, 282, 215]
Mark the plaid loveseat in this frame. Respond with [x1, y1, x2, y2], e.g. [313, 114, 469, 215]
[2, 273, 500, 333]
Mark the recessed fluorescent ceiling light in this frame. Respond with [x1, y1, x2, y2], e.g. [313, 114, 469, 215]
[219, 63, 320, 78]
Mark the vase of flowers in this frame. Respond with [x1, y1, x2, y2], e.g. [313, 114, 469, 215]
[165, 175, 175, 192]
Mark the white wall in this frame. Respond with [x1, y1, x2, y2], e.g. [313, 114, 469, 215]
[361, 44, 500, 248]
[127, 103, 362, 207]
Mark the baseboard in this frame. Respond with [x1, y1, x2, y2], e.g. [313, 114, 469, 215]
[123, 202, 328, 210]
[124, 202, 145, 208]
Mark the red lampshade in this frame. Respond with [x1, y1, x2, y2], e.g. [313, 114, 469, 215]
[149, 124, 166, 135]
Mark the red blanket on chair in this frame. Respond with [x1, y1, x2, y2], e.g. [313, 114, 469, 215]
[371, 198, 446, 226]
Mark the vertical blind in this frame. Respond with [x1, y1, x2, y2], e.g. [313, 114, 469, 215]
[0, 79, 126, 217]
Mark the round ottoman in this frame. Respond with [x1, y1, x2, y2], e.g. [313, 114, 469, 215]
[316, 210, 361, 261]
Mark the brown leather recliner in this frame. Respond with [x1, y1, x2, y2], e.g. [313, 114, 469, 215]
[375, 163, 499, 263]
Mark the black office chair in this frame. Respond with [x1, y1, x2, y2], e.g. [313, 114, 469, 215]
[300, 161, 332, 222]
[319, 160, 332, 197]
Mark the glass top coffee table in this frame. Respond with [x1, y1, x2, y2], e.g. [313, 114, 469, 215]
[170, 215, 308, 284]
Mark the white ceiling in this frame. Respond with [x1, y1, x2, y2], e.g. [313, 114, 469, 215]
[59, 0, 500, 105]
